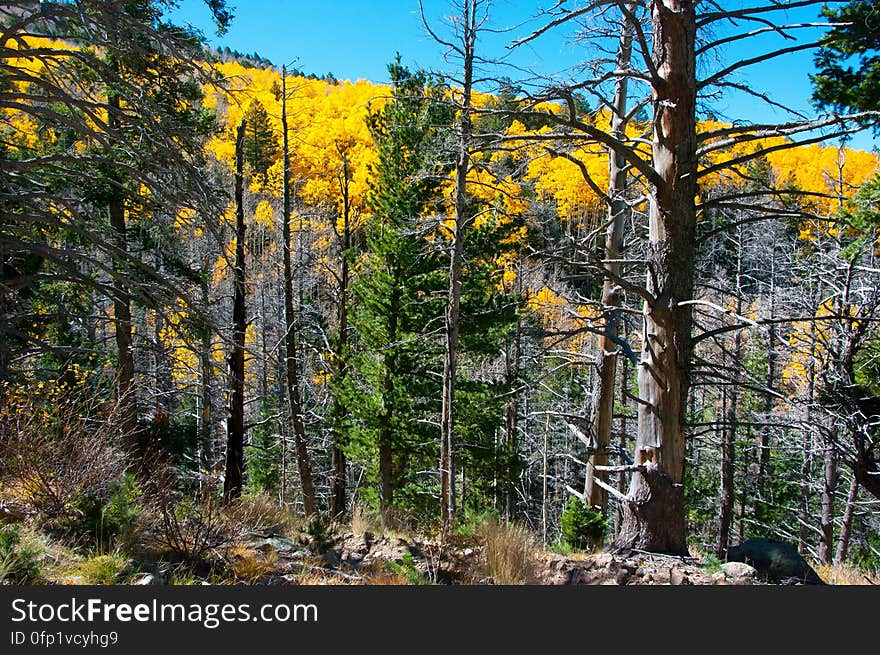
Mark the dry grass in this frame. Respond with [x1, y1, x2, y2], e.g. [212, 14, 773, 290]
[350, 503, 412, 540]
[226, 544, 276, 583]
[223, 493, 301, 539]
[350, 503, 377, 537]
[482, 518, 537, 585]
[814, 562, 879, 586]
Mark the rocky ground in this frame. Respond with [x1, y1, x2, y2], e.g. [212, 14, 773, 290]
[123, 530, 765, 586]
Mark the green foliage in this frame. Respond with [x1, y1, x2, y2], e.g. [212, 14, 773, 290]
[242, 99, 280, 185]
[851, 528, 880, 575]
[75, 553, 128, 585]
[136, 414, 199, 471]
[386, 552, 428, 585]
[454, 508, 501, 541]
[560, 498, 606, 550]
[701, 553, 724, 575]
[812, 0, 880, 122]
[0, 525, 44, 584]
[244, 403, 282, 495]
[101, 474, 143, 550]
[342, 56, 451, 520]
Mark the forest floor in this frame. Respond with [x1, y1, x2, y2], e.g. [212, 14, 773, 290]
[16, 499, 873, 586]
[39, 523, 858, 586]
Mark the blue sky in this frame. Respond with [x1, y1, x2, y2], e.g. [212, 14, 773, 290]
[169, 0, 876, 151]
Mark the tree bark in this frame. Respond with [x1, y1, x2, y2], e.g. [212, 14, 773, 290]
[223, 119, 247, 503]
[440, 0, 476, 527]
[818, 428, 837, 564]
[834, 474, 858, 564]
[199, 258, 213, 477]
[585, 6, 634, 522]
[329, 149, 352, 519]
[281, 68, 317, 516]
[755, 249, 776, 525]
[716, 228, 743, 558]
[614, 0, 697, 556]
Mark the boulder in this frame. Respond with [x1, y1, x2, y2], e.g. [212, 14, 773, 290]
[726, 538, 825, 585]
[721, 561, 757, 581]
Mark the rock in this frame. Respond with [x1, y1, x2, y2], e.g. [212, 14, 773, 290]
[727, 538, 825, 585]
[721, 561, 757, 581]
[593, 553, 615, 568]
[134, 573, 157, 585]
[615, 569, 631, 585]
[711, 572, 727, 585]
[669, 568, 688, 585]
[247, 536, 301, 556]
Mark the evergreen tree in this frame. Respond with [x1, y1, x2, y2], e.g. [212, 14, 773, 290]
[812, 0, 880, 120]
[242, 99, 280, 186]
[341, 57, 451, 522]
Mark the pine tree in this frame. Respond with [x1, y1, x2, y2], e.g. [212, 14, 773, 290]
[342, 57, 451, 522]
[812, 0, 880, 119]
[242, 100, 281, 187]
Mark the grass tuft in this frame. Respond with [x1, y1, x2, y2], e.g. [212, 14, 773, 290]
[482, 518, 537, 585]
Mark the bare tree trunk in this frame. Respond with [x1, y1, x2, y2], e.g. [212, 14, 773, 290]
[503, 289, 522, 519]
[717, 228, 743, 558]
[199, 260, 213, 476]
[542, 415, 549, 545]
[585, 7, 634, 520]
[440, 0, 477, 527]
[756, 250, 776, 525]
[329, 150, 352, 519]
[818, 428, 837, 564]
[616, 354, 630, 534]
[799, 299, 821, 553]
[281, 68, 317, 516]
[835, 474, 858, 564]
[223, 119, 247, 503]
[614, 0, 697, 556]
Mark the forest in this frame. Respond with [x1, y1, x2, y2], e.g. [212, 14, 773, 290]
[1, 0, 880, 586]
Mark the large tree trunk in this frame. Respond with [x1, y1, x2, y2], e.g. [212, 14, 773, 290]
[613, 0, 697, 555]
[584, 7, 634, 520]
[818, 428, 838, 564]
[834, 474, 858, 564]
[223, 120, 247, 503]
[440, 0, 476, 526]
[281, 68, 317, 516]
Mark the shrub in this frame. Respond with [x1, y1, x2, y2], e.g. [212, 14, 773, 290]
[102, 474, 143, 550]
[560, 498, 606, 550]
[0, 525, 44, 584]
[0, 385, 126, 541]
[223, 492, 299, 538]
[386, 552, 428, 585]
[143, 469, 232, 563]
